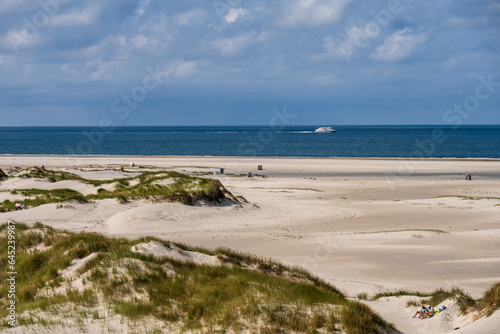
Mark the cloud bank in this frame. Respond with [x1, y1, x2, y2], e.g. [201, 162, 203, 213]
[0, 0, 498, 126]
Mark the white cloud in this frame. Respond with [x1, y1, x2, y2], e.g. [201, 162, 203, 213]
[223, 8, 249, 24]
[50, 5, 100, 27]
[330, 26, 365, 57]
[0, 0, 36, 15]
[176, 9, 205, 26]
[444, 16, 489, 29]
[312, 25, 371, 63]
[279, 0, 351, 28]
[370, 28, 427, 63]
[211, 33, 256, 57]
[444, 52, 484, 69]
[130, 34, 148, 48]
[175, 60, 198, 78]
[136, 0, 150, 18]
[116, 35, 127, 47]
[444, 56, 463, 69]
[1, 29, 39, 51]
[89, 61, 121, 81]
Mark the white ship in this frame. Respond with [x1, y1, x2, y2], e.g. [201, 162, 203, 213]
[314, 126, 337, 133]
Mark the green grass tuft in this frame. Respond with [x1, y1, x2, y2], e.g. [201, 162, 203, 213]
[341, 302, 389, 334]
[479, 282, 500, 316]
[373, 290, 431, 300]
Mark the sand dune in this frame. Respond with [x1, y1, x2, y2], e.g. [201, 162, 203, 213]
[131, 241, 222, 266]
[0, 177, 114, 196]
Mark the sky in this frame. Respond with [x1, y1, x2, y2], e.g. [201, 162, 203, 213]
[0, 0, 499, 126]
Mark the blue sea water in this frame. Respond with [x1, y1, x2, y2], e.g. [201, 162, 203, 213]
[0, 125, 499, 158]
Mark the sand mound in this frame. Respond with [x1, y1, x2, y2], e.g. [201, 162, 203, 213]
[131, 240, 222, 266]
[453, 311, 500, 333]
[0, 177, 103, 196]
[65, 168, 139, 180]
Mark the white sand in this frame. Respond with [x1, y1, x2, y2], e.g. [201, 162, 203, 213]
[1, 155, 499, 333]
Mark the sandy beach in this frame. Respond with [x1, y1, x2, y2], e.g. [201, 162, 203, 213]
[1, 155, 499, 333]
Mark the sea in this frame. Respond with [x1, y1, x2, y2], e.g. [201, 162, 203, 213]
[0, 125, 499, 159]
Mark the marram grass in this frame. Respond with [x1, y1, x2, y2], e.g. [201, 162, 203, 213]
[0, 223, 393, 333]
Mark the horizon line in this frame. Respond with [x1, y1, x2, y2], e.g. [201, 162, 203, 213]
[1, 124, 500, 128]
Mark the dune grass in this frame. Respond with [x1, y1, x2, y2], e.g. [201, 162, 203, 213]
[0, 223, 393, 333]
[352, 229, 447, 235]
[480, 282, 500, 316]
[1, 189, 88, 212]
[15, 167, 133, 186]
[282, 188, 323, 192]
[406, 287, 478, 314]
[0, 168, 234, 212]
[357, 292, 369, 300]
[373, 290, 432, 300]
[384, 286, 498, 316]
[88, 170, 232, 205]
[437, 195, 500, 201]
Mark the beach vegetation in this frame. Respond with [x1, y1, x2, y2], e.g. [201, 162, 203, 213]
[479, 282, 500, 316]
[392, 286, 500, 316]
[357, 292, 369, 300]
[352, 229, 447, 235]
[281, 187, 323, 192]
[437, 195, 500, 201]
[235, 195, 248, 203]
[0, 223, 393, 333]
[373, 290, 431, 300]
[116, 194, 128, 203]
[341, 302, 390, 334]
[0, 168, 236, 211]
[406, 300, 419, 307]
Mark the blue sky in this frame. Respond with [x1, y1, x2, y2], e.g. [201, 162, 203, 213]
[0, 0, 499, 126]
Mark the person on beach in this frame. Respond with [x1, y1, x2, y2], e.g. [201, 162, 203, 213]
[412, 305, 431, 318]
[420, 305, 435, 319]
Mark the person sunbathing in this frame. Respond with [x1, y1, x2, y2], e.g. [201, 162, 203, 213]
[420, 306, 435, 319]
[412, 305, 431, 318]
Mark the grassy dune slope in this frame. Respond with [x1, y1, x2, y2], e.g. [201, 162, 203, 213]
[0, 223, 393, 333]
[0, 167, 236, 212]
